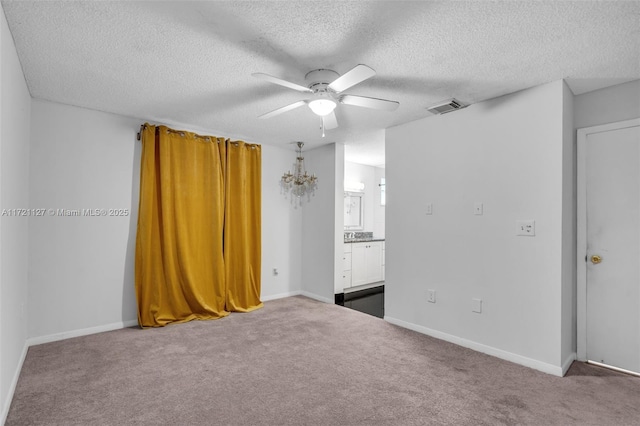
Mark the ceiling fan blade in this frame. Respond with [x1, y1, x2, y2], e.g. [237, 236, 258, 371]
[323, 111, 338, 130]
[339, 94, 399, 111]
[258, 100, 307, 119]
[327, 64, 376, 93]
[252, 73, 312, 93]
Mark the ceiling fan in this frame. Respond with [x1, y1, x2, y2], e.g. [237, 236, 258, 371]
[252, 64, 399, 136]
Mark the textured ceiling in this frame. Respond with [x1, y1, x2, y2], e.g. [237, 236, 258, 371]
[2, 1, 639, 166]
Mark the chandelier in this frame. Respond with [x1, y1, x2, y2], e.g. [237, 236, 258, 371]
[281, 142, 318, 203]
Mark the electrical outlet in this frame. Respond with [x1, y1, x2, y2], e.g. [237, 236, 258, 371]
[516, 220, 535, 236]
[425, 203, 433, 215]
[427, 289, 436, 303]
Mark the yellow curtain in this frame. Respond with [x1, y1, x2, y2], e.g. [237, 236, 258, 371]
[224, 141, 263, 312]
[135, 125, 262, 327]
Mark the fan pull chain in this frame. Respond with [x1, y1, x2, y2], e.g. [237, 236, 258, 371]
[321, 117, 326, 138]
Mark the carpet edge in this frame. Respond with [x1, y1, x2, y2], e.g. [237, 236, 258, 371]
[384, 315, 565, 377]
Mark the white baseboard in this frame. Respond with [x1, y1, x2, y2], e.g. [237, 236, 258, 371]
[1, 341, 29, 426]
[384, 315, 565, 377]
[262, 290, 333, 305]
[300, 291, 334, 304]
[261, 290, 302, 302]
[27, 319, 139, 347]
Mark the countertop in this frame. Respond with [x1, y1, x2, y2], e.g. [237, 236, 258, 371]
[344, 238, 385, 243]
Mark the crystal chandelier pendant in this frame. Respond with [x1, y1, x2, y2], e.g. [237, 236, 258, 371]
[281, 142, 317, 206]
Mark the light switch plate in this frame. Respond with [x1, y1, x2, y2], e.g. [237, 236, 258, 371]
[472, 298, 482, 313]
[516, 220, 535, 236]
[474, 202, 483, 215]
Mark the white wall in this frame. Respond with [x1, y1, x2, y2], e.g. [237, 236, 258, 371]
[0, 5, 31, 422]
[561, 81, 576, 367]
[261, 144, 303, 300]
[301, 143, 342, 301]
[574, 79, 640, 130]
[385, 81, 571, 376]
[334, 146, 345, 295]
[373, 166, 385, 238]
[27, 100, 303, 342]
[29, 100, 141, 340]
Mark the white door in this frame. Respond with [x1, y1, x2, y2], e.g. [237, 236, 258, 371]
[578, 119, 640, 374]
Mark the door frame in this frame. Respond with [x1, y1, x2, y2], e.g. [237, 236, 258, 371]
[576, 118, 640, 362]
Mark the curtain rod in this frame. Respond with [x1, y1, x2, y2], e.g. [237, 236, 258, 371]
[137, 123, 258, 148]
[137, 124, 214, 141]
[136, 124, 145, 141]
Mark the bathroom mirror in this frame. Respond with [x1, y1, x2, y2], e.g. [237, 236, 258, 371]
[344, 191, 364, 230]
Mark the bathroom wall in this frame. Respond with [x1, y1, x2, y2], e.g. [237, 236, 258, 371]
[345, 161, 385, 238]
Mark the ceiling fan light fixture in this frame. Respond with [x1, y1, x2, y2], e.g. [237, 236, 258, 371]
[308, 99, 337, 116]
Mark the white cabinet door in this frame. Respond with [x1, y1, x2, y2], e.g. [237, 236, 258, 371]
[342, 270, 352, 290]
[343, 252, 352, 272]
[342, 244, 352, 289]
[351, 242, 383, 287]
[364, 242, 383, 283]
[351, 243, 368, 287]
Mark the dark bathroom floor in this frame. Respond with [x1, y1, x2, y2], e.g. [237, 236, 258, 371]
[341, 285, 384, 318]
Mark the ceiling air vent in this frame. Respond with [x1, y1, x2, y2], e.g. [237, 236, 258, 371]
[427, 98, 467, 115]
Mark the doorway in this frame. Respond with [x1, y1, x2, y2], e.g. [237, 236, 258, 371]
[343, 285, 384, 318]
[577, 118, 640, 375]
[342, 144, 386, 318]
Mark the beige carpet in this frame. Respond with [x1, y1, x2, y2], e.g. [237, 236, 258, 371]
[7, 296, 640, 425]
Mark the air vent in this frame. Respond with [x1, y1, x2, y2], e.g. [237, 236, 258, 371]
[427, 98, 467, 115]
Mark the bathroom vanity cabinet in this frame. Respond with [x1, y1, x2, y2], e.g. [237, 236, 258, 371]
[342, 240, 384, 289]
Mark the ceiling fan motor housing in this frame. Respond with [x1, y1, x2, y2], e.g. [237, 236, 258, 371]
[305, 69, 340, 93]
